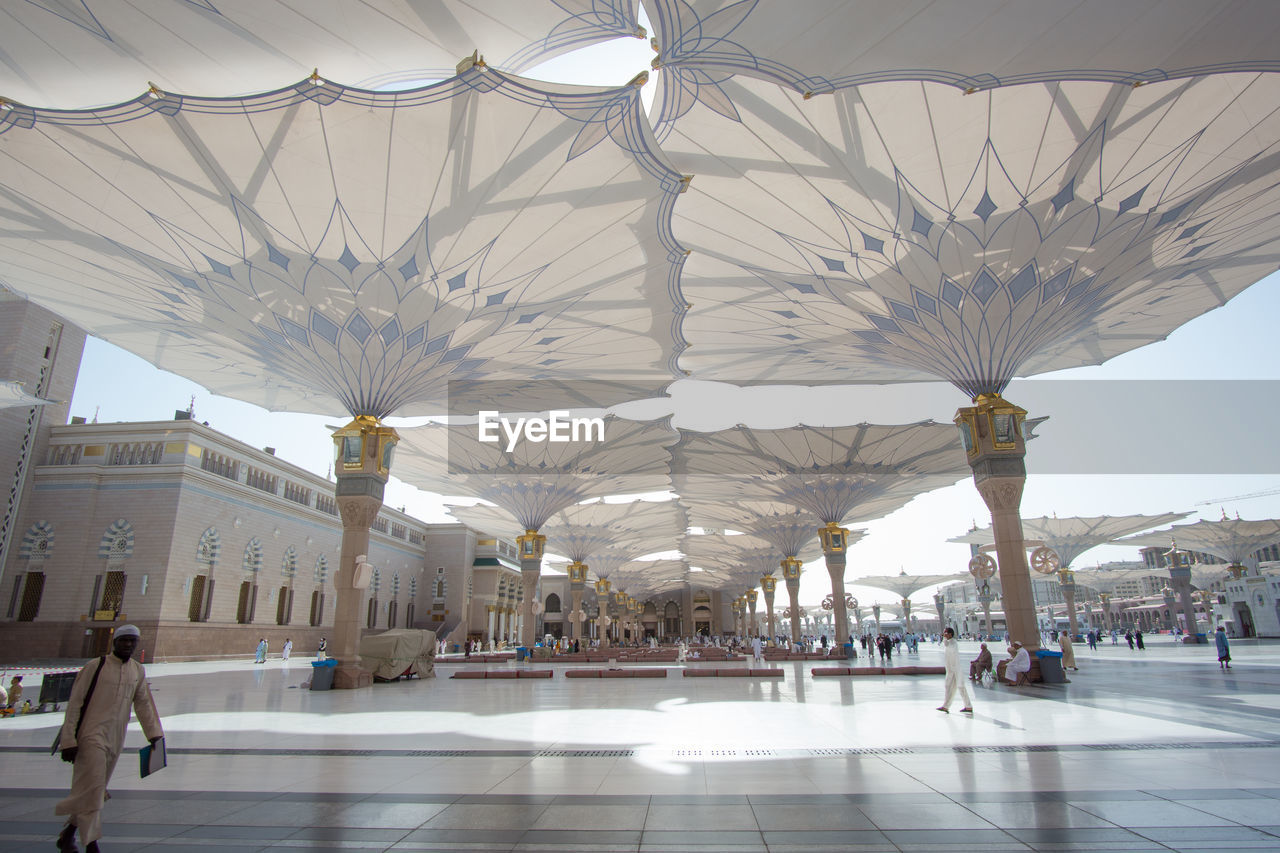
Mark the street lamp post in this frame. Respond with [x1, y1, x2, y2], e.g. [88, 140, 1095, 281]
[969, 554, 996, 640]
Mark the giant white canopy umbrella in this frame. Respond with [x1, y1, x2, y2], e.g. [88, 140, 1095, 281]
[950, 513, 1193, 570]
[950, 512, 1190, 633]
[396, 415, 676, 645]
[681, 531, 794, 636]
[448, 496, 685, 641]
[851, 571, 969, 633]
[673, 422, 966, 642]
[1118, 517, 1280, 638]
[1119, 517, 1280, 571]
[681, 499, 824, 646]
[0, 60, 688, 685]
[0, 0, 645, 108]
[659, 33, 1280, 654]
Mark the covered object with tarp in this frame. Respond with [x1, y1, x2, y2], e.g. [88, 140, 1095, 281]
[359, 629, 436, 682]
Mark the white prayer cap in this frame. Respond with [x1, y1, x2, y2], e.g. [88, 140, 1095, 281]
[114, 624, 141, 638]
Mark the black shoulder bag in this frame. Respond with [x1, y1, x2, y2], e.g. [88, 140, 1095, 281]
[50, 656, 107, 755]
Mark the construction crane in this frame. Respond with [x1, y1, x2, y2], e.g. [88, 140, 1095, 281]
[1195, 487, 1280, 506]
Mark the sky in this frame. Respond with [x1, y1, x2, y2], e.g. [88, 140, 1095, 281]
[59, 16, 1280, 609]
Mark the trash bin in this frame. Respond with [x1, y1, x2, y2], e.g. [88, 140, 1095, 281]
[843, 642, 855, 660]
[1035, 649, 1067, 684]
[516, 646, 528, 662]
[39, 671, 78, 709]
[310, 658, 338, 691]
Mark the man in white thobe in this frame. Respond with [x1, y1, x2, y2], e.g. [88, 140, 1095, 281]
[55, 624, 163, 853]
[936, 628, 973, 714]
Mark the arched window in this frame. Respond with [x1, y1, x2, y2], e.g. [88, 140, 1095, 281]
[545, 593, 561, 613]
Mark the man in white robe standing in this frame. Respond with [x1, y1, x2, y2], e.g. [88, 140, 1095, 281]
[936, 627, 973, 714]
[55, 624, 163, 853]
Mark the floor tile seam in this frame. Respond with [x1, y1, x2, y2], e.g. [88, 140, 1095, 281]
[855, 770, 1019, 839]
[1067, 798, 1249, 831]
[1140, 789, 1268, 824]
[6, 740, 1280, 759]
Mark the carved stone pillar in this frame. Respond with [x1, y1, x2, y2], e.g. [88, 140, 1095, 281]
[566, 561, 587, 642]
[332, 493, 378, 690]
[329, 415, 399, 690]
[781, 557, 803, 646]
[1059, 571, 1079, 636]
[516, 531, 545, 647]
[901, 598, 913, 633]
[746, 587, 759, 636]
[761, 576, 777, 640]
[1164, 541, 1204, 643]
[933, 592, 946, 633]
[595, 579, 612, 647]
[956, 394, 1039, 655]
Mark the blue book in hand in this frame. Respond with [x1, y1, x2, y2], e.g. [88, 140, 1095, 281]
[140, 737, 166, 778]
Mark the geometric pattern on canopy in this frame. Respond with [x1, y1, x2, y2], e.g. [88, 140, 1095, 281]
[394, 416, 677, 531]
[1118, 517, 1280, 566]
[949, 512, 1192, 569]
[644, 0, 1280, 111]
[0, 68, 687, 417]
[672, 422, 968, 524]
[0, 0, 645, 108]
[667, 73, 1280, 397]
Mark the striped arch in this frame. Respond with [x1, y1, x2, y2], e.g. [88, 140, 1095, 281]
[98, 518, 134, 566]
[20, 520, 54, 561]
[242, 538, 263, 573]
[314, 555, 328, 584]
[281, 546, 298, 577]
[196, 526, 220, 568]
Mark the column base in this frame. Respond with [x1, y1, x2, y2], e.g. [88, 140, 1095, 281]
[332, 664, 373, 690]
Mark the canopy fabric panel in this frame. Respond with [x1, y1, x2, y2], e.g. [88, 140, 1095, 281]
[610, 557, 695, 596]
[0, 68, 686, 417]
[395, 416, 677, 531]
[449, 497, 684, 564]
[852, 571, 968, 601]
[0, 0, 644, 108]
[644, 0, 1280, 106]
[667, 73, 1280, 396]
[950, 513, 1192, 568]
[681, 499, 822, 561]
[0, 380, 53, 409]
[673, 422, 968, 524]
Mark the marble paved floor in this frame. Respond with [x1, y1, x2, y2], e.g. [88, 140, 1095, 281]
[1, 636, 1278, 852]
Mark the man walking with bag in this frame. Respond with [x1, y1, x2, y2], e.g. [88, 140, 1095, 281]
[54, 624, 163, 852]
